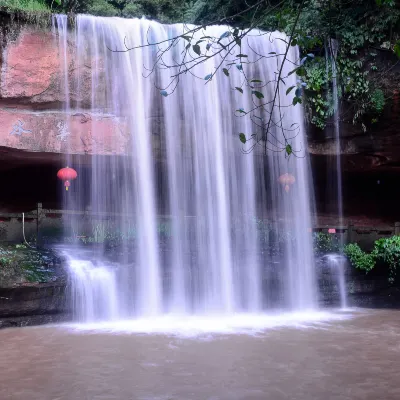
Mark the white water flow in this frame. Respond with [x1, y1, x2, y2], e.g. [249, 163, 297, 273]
[327, 39, 347, 308]
[53, 15, 318, 324]
[65, 250, 119, 322]
[325, 254, 347, 309]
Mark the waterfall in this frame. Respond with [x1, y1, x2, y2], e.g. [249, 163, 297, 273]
[63, 248, 120, 322]
[324, 39, 347, 308]
[53, 14, 318, 322]
[325, 254, 347, 309]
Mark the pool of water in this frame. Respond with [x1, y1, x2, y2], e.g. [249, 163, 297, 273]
[1, 309, 399, 400]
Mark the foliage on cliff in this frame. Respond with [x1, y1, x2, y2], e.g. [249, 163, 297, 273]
[345, 236, 400, 284]
[0, 244, 63, 287]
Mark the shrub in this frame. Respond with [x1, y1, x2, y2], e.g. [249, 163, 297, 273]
[344, 236, 400, 283]
[87, 0, 119, 16]
[343, 243, 376, 273]
[373, 236, 400, 283]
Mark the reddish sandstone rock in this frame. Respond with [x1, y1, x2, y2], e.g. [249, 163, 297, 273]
[0, 29, 105, 106]
[0, 30, 61, 100]
[0, 109, 129, 155]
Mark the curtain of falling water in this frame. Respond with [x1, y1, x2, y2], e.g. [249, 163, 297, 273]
[329, 38, 347, 308]
[53, 15, 318, 321]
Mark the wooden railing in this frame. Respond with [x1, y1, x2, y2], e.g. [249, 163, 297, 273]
[0, 203, 398, 247]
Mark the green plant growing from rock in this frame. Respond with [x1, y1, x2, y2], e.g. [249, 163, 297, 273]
[344, 243, 376, 273]
[344, 236, 400, 284]
[0, 244, 61, 287]
[374, 236, 400, 284]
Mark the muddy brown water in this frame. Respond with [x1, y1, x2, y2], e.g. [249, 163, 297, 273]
[1, 310, 400, 400]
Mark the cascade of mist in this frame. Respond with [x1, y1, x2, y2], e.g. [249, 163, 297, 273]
[53, 15, 318, 321]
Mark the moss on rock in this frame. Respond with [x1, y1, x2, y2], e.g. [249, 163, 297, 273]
[0, 244, 65, 287]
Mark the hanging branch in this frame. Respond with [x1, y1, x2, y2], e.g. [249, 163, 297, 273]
[108, 0, 310, 156]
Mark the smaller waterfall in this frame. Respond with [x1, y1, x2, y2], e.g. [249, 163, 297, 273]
[63, 249, 119, 322]
[330, 39, 344, 229]
[325, 254, 347, 309]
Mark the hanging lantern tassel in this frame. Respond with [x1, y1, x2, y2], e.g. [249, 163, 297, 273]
[57, 166, 77, 192]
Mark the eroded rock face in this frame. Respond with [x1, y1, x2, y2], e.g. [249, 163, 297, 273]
[0, 283, 70, 329]
[0, 109, 129, 155]
[308, 101, 400, 172]
[0, 23, 399, 170]
[1, 31, 61, 100]
[0, 26, 119, 156]
[0, 27, 105, 106]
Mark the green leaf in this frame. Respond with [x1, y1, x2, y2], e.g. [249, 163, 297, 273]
[285, 144, 293, 156]
[236, 108, 246, 114]
[293, 97, 302, 105]
[236, 54, 248, 58]
[204, 74, 212, 80]
[53, 0, 61, 5]
[291, 39, 297, 46]
[193, 44, 201, 56]
[288, 68, 298, 76]
[394, 40, 400, 58]
[286, 86, 295, 95]
[235, 87, 244, 93]
[235, 38, 241, 46]
[239, 133, 246, 144]
[223, 68, 229, 77]
[252, 90, 264, 99]
[185, 43, 191, 50]
[181, 35, 191, 42]
[296, 67, 306, 77]
[250, 79, 262, 83]
[269, 52, 276, 54]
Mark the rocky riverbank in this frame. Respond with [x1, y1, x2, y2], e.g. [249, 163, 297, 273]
[0, 244, 69, 328]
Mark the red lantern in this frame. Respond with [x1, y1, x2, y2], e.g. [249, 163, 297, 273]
[57, 166, 77, 191]
[278, 173, 295, 193]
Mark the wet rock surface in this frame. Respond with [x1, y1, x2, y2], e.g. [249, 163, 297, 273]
[317, 255, 400, 308]
[0, 245, 69, 328]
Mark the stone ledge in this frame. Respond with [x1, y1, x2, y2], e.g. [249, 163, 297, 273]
[0, 282, 67, 318]
[0, 312, 71, 329]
